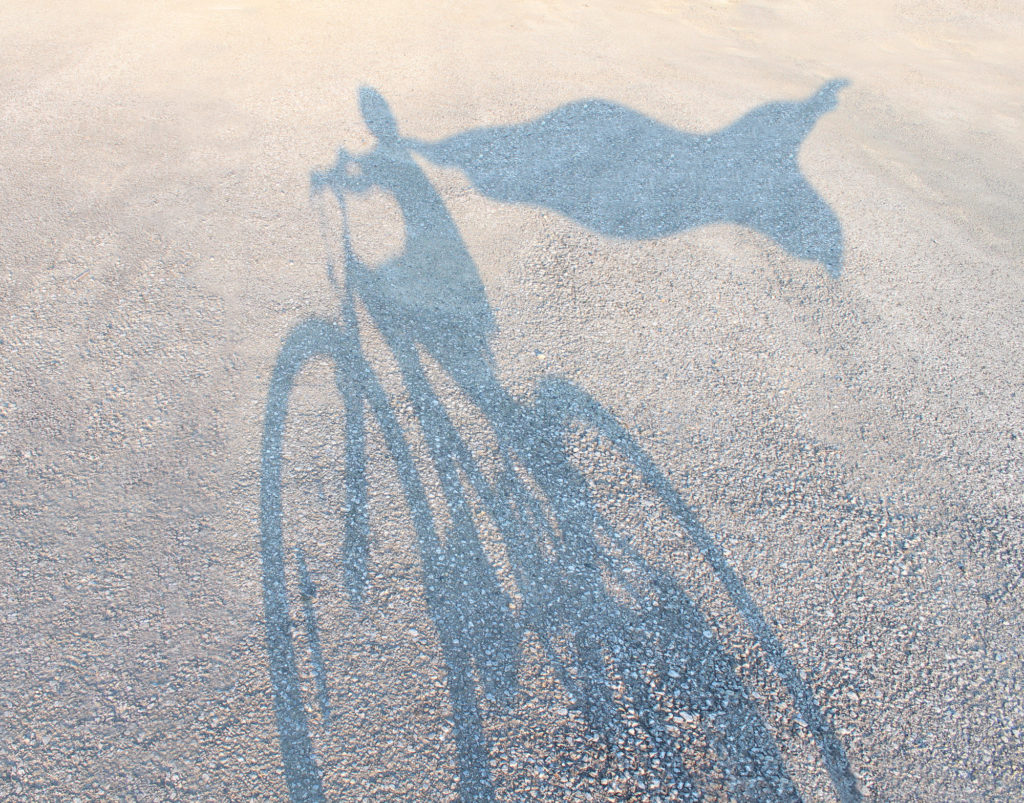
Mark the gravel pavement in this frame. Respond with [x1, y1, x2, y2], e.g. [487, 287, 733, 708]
[1, 1, 1022, 801]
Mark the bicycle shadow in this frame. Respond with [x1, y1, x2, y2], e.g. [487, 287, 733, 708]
[258, 86, 858, 802]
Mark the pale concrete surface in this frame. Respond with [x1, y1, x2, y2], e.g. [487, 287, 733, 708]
[1, 1, 1022, 800]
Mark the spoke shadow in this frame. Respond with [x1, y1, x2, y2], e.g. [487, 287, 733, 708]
[258, 85, 858, 802]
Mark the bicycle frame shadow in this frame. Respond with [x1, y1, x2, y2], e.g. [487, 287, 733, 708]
[258, 86, 859, 802]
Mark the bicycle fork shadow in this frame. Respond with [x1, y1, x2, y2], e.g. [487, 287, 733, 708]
[258, 319, 860, 802]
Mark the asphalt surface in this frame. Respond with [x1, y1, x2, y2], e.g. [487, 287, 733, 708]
[1, 1, 1022, 801]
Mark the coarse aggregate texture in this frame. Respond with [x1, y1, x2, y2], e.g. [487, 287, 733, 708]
[1, 0, 1022, 801]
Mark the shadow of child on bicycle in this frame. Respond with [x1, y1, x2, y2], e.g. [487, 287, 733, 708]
[260, 86, 859, 802]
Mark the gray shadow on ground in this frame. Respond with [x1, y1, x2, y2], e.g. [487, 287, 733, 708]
[258, 86, 857, 802]
[413, 80, 847, 275]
